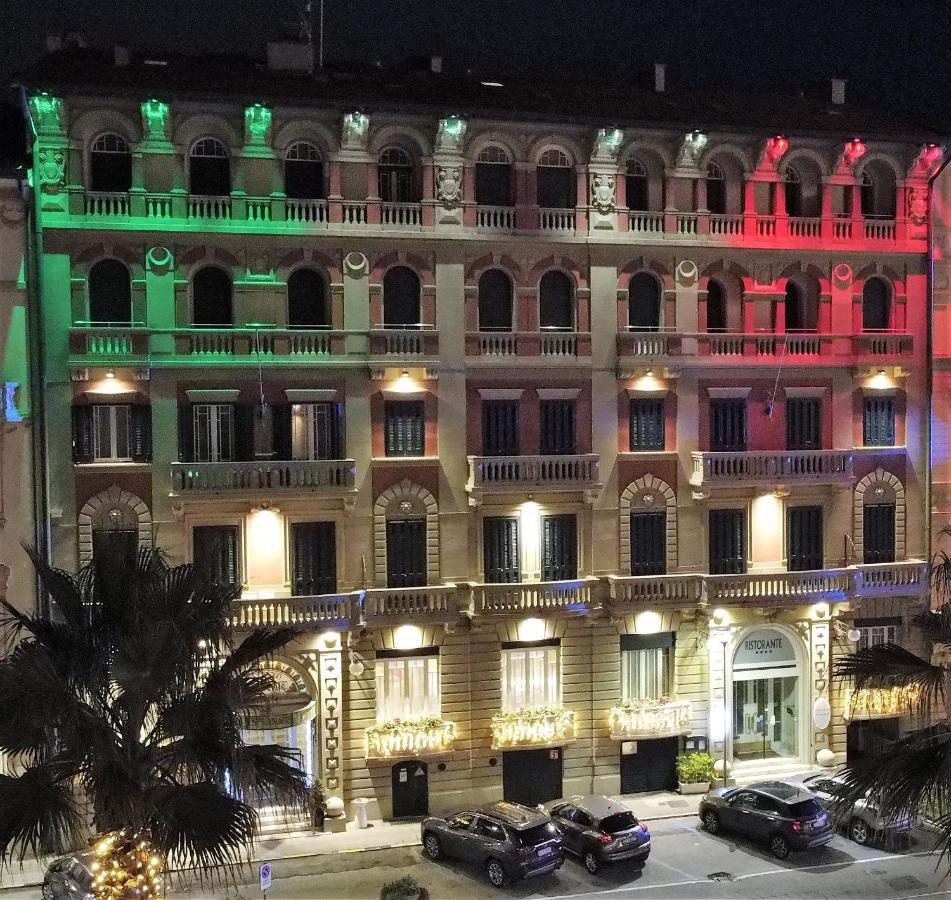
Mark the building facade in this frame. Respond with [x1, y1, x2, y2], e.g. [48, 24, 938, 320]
[22, 49, 938, 821]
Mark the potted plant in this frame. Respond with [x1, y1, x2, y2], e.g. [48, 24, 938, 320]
[380, 875, 424, 900]
[676, 751, 716, 794]
[308, 778, 328, 831]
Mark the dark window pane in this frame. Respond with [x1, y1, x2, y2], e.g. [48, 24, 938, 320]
[787, 506, 823, 571]
[193, 525, 240, 585]
[706, 280, 726, 332]
[386, 518, 426, 587]
[539, 271, 573, 330]
[629, 273, 661, 330]
[864, 503, 895, 563]
[90, 148, 131, 192]
[475, 163, 512, 206]
[863, 279, 890, 331]
[537, 166, 573, 208]
[483, 517, 520, 583]
[629, 398, 665, 451]
[385, 400, 425, 456]
[189, 152, 230, 196]
[482, 400, 519, 455]
[285, 159, 324, 199]
[192, 267, 232, 326]
[787, 398, 821, 450]
[292, 522, 336, 595]
[631, 510, 666, 575]
[89, 259, 132, 325]
[710, 399, 747, 452]
[383, 266, 421, 327]
[709, 509, 746, 574]
[542, 514, 577, 581]
[478, 270, 513, 331]
[287, 268, 329, 327]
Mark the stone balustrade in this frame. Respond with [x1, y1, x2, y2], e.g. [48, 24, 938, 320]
[170, 459, 355, 494]
[467, 454, 600, 495]
[690, 449, 853, 487]
[473, 577, 596, 615]
[230, 593, 353, 628]
[362, 585, 460, 626]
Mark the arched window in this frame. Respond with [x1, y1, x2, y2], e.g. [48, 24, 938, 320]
[536, 147, 573, 209]
[189, 138, 230, 196]
[784, 160, 822, 217]
[475, 145, 513, 206]
[861, 163, 897, 219]
[626, 158, 649, 211]
[88, 259, 132, 325]
[383, 266, 421, 328]
[706, 279, 727, 332]
[539, 271, 574, 331]
[287, 269, 329, 328]
[706, 162, 726, 215]
[378, 146, 418, 203]
[628, 272, 661, 331]
[90, 133, 131, 192]
[284, 141, 324, 199]
[862, 278, 890, 331]
[785, 279, 818, 332]
[784, 166, 803, 217]
[478, 269, 513, 332]
[192, 267, 233, 327]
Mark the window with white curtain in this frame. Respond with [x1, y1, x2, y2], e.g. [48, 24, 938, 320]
[500, 645, 560, 710]
[856, 623, 897, 651]
[375, 655, 440, 723]
[291, 402, 338, 460]
[621, 647, 670, 701]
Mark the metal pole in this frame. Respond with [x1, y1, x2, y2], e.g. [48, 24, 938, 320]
[318, 0, 324, 71]
[722, 639, 728, 785]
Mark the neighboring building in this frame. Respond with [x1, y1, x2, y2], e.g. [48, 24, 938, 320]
[20, 45, 938, 821]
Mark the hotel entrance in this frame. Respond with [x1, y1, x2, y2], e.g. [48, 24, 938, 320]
[731, 628, 801, 763]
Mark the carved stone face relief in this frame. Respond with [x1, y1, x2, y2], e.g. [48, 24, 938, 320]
[38, 148, 66, 193]
[591, 173, 616, 213]
[436, 165, 462, 207]
[907, 187, 928, 225]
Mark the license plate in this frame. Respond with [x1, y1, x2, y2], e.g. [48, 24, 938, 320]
[537, 846, 552, 857]
[811, 818, 824, 830]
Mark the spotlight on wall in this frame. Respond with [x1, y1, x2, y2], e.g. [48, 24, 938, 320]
[105, 368, 115, 379]
[847, 627, 861, 643]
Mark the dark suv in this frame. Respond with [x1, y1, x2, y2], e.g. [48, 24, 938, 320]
[421, 801, 564, 887]
[699, 781, 834, 859]
[547, 795, 651, 873]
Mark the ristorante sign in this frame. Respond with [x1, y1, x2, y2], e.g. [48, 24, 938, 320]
[733, 628, 797, 670]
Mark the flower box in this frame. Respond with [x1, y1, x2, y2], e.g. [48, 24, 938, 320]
[679, 781, 709, 795]
[365, 717, 454, 760]
[490, 706, 574, 749]
[609, 698, 691, 740]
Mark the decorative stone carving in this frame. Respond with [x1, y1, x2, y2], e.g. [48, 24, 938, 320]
[0, 201, 25, 227]
[343, 251, 369, 278]
[676, 259, 698, 287]
[341, 111, 369, 151]
[37, 148, 66, 194]
[140, 99, 169, 142]
[838, 138, 866, 171]
[244, 103, 272, 145]
[756, 135, 788, 170]
[676, 131, 708, 168]
[832, 262, 853, 289]
[436, 116, 467, 153]
[911, 143, 944, 177]
[436, 165, 462, 208]
[592, 127, 624, 162]
[145, 245, 173, 276]
[28, 94, 64, 134]
[591, 173, 616, 213]
[907, 187, 928, 225]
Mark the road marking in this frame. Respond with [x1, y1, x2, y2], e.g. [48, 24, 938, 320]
[648, 856, 701, 882]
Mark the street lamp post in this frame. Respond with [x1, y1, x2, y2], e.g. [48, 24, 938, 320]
[716, 631, 732, 786]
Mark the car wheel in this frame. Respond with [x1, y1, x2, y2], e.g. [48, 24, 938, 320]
[41, 882, 54, 900]
[770, 834, 791, 860]
[583, 849, 600, 874]
[485, 858, 508, 888]
[702, 810, 721, 834]
[849, 818, 870, 846]
[423, 832, 442, 860]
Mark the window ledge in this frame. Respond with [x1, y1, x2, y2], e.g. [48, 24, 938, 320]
[617, 450, 677, 460]
[371, 456, 440, 466]
[74, 462, 152, 472]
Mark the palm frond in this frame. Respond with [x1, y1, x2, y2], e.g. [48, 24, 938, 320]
[0, 765, 82, 864]
[913, 604, 951, 647]
[231, 743, 309, 811]
[833, 642, 946, 714]
[932, 526, 951, 605]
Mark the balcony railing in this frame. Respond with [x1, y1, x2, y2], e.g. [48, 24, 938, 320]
[709, 213, 744, 237]
[188, 195, 232, 220]
[628, 211, 665, 235]
[69, 325, 149, 357]
[470, 332, 519, 357]
[609, 699, 692, 740]
[362, 585, 460, 626]
[539, 208, 575, 232]
[381, 202, 422, 228]
[477, 205, 516, 231]
[690, 450, 853, 487]
[864, 218, 897, 241]
[231, 593, 353, 628]
[84, 191, 129, 216]
[854, 560, 928, 598]
[854, 332, 914, 356]
[365, 717, 455, 760]
[607, 574, 705, 609]
[369, 327, 438, 357]
[467, 454, 600, 494]
[491, 706, 575, 749]
[617, 330, 676, 357]
[285, 198, 328, 224]
[706, 569, 852, 606]
[787, 216, 821, 239]
[473, 577, 596, 616]
[170, 459, 355, 494]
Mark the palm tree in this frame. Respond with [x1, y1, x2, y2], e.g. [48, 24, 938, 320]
[0, 539, 309, 874]
[833, 528, 951, 857]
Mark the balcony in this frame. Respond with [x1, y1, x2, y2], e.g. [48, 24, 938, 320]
[368, 327, 439, 360]
[362, 585, 461, 626]
[853, 560, 928, 599]
[472, 577, 597, 617]
[491, 706, 575, 749]
[607, 574, 704, 612]
[70, 325, 149, 359]
[608, 699, 692, 741]
[365, 717, 455, 760]
[538, 208, 575, 233]
[690, 450, 853, 488]
[381, 202, 422, 228]
[476, 205, 516, 231]
[706, 569, 852, 607]
[465, 330, 591, 364]
[467, 454, 600, 498]
[231, 593, 353, 629]
[170, 459, 356, 496]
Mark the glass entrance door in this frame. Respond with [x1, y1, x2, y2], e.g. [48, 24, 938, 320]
[732, 675, 799, 761]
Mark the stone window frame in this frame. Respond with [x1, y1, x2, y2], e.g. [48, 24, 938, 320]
[619, 474, 677, 574]
[853, 467, 905, 562]
[77, 484, 152, 564]
[373, 479, 439, 586]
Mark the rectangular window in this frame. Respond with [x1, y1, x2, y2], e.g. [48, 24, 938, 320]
[74, 405, 150, 463]
[863, 397, 896, 447]
[500, 644, 560, 710]
[630, 510, 666, 575]
[374, 655, 440, 723]
[291, 402, 341, 459]
[384, 400, 424, 457]
[787, 505, 823, 571]
[386, 518, 427, 587]
[193, 403, 234, 462]
[709, 508, 746, 574]
[291, 522, 337, 596]
[481, 400, 519, 456]
[539, 399, 576, 454]
[629, 398, 665, 451]
[863, 503, 896, 563]
[542, 514, 577, 581]
[92, 405, 132, 461]
[483, 517, 520, 583]
[192, 525, 240, 585]
[710, 399, 747, 452]
[621, 639, 672, 701]
[787, 398, 821, 450]
[855, 621, 898, 651]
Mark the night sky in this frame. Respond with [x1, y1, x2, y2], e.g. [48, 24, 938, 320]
[3, 0, 951, 101]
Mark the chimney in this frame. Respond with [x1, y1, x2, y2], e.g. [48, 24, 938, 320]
[831, 78, 846, 105]
[430, 55, 443, 74]
[114, 45, 130, 66]
[654, 62, 667, 93]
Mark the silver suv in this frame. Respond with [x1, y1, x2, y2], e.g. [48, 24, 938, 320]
[803, 772, 917, 845]
[547, 795, 651, 874]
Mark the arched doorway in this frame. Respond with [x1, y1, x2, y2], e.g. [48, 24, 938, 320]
[730, 626, 806, 765]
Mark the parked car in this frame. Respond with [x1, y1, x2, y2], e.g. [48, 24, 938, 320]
[421, 800, 564, 888]
[547, 795, 651, 874]
[699, 780, 834, 859]
[42, 853, 95, 900]
[802, 772, 917, 845]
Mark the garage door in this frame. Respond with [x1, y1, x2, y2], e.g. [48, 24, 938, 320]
[620, 737, 679, 793]
[502, 748, 563, 806]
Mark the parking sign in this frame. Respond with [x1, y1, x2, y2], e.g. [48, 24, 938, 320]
[260, 862, 272, 893]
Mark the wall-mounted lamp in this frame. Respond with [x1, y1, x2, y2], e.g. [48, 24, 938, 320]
[105, 368, 115, 379]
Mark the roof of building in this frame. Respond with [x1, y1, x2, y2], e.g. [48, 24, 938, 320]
[19, 47, 943, 142]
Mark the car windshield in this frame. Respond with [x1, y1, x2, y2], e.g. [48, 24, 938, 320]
[512, 821, 560, 846]
[600, 812, 639, 834]
[789, 798, 825, 818]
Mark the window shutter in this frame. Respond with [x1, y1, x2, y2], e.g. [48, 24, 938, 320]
[271, 402, 292, 460]
[863, 397, 896, 447]
[130, 405, 152, 462]
[710, 399, 747, 452]
[385, 401, 424, 457]
[631, 510, 666, 575]
[386, 519, 427, 587]
[483, 518, 520, 583]
[709, 509, 746, 574]
[541, 514, 577, 581]
[72, 406, 93, 463]
[864, 504, 896, 564]
[178, 403, 193, 462]
[629, 399, 665, 451]
[234, 404, 254, 461]
[293, 522, 337, 595]
[540, 400, 576, 454]
[787, 398, 821, 450]
[787, 506, 823, 571]
[482, 400, 519, 456]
